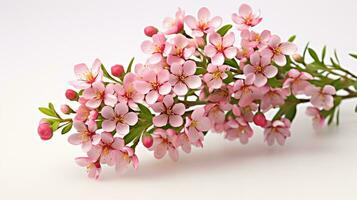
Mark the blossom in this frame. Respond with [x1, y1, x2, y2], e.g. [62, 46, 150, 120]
[75, 157, 101, 179]
[184, 107, 211, 142]
[115, 146, 139, 174]
[151, 95, 185, 127]
[87, 132, 125, 166]
[236, 40, 255, 66]
[70, 58, 102, 89]
[224, 117, 253, 144]
[232, 4, 262, 30]
[134, 70, 171, 104]
[261, 35, 297, 66]
[306, 106, 325, 129]
[306, 85, 336, 110]
[205, 103, 231, 132]
[101, 103, 138, 137]
[82, 82, 117, 109]
[283, 69, 313, 95]
[203, 64, 228, 91]
[68, 121, 101, 152]
[169, 60, 201, 95]
[164, 34, 196, 65]
[243, 52, 278, 87]
[141, 33, 166, 64]
[260, 87, 290, 111]
[151, 129, 180, 161]
[204, 32, 237, 65]
[74, 105, 91, 122]
[264, 118, 291, 146]
[115, 73, 144, 110]
[163, 8, 185, 35]
[233, 76, 265, 107]
[184, 7, 222, 37]
[240, 29, 271, 49]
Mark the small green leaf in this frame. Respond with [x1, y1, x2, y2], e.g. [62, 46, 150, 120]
[217, 24, 233, 36]
[126, 57, 135, 73]
[267, 77, 282, 88]
[224, 58, 239, 69]
[302, 42, 310, 61]
[308, 48, 320, 63]
[101, 64, 120, 83]
[321, 46, 326, 63]
[288, 35, 296, 42]
[336, 109, 340, 126]
[196, 67, 207, 75]
[349, 53, 357, 60]
[51, 121, 60, 131]
[223, 71, 234, 84]
[61, 122, 73, 134]
[137, 103, 153, 120]
[285, 105, 297, 121]
[48, 103, 55, 111]
[124, 123, 146, 144]
[334, 49, 340, 64]
[39, 107, 57, 118]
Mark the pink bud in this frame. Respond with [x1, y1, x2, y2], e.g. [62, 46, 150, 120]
[38, 122, 53, 140]
[60, 104, 71, 114]
[142, 135, 153, 148]
[111, 64, 124, 77]
[144, 26, 158, 37]
[253, 113, 267, 127]
[65, 89, 77, 101]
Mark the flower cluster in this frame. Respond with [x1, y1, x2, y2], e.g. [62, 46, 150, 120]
[37, 4, 357, 179]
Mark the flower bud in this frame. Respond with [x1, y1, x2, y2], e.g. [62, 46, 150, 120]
[60, 104, 72, 114]
[144, 26, 158, 37]
[253, 112, 267, 127]
[111, 64, 124, 77]
[292, 54, 303, 63]
[142, 135, 153, 148]
[65, 89, 78, 101]
[38, 121, 53, 140]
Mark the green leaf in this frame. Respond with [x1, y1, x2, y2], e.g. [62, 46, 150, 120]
[224, 58, 239, 69]
[124, 123, 146, 144]
[61, 122, 73, 134]
[48, 103, 55, 111]
[267, 77, 283, 88]
[223, 71, 234, 84]
[217, 24, 233, 36]
[100, 64, 120, 83]
[51, 121, 60, 131]
[334, 49, 340, 64]
[355, 105, 357, 112]
[285, 105, 297, 121]
[126, 57, 135, 73]
[321, 46, 326, 63]
[336, 109, 340, 126]
[137, 103, 153, 120]
[39, 107, 57, 118]
[302, 42, 310, 61]
[288, 35, 296, 42]
[273, 96, 298, 121]
[308, 48, 320, 63]
[349, 53, 357, 60]
[196, 67, 207, 75]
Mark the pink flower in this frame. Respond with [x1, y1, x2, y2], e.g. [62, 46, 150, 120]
[236, 40, 254, 66]
[232, 4, 262, 30]
[74, 105, 90, 122]
[203, 64, 228, 91]
[134, 70, 171, 104]
[264, 118, 291, 146]
[115, 146, 139, 174]
[184, 107, 211, 142]
[101, 103, 138, 137]
[283, 69, 313, 95]
[306, 106, 325, 130]
[243, 52, 278, 87]
[87, 132, 125, 166]
[151, 95, 185, 127]
[163, 8, 185, 35]
[68, 121, 101, 152]
[115, 73, 144, 110]
[260, 87, 290, 111]
[224, 117, 253, 144]
[206, 85, 233, 103]
[178, 133, 192, 153]
[70, 58, 102, 89]
[184, 7, 222, 37]
[151, 129, 180, 161]
[141, 33, 166, 64]
[261, 35, 297, 66]
[82, 82, 117, 109]
[169, 60, 201, 95]
[37, 120, 53, 140]
[232, 104, 258, 123]
[75, 157, 101, 179]
[233, 76, 264, 107]
[164, 34, 196, 65]
[306, 85, 336, 110]
[204, 32, 237, 65]
[240, 29, 271, 49]
[205, 103, 231, 132]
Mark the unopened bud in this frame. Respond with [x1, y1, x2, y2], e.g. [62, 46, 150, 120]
[144, 26, 158, 37]
[111, 64, 125, 77]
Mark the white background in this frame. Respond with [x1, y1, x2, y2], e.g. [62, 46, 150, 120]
[1, 0, 357, 199]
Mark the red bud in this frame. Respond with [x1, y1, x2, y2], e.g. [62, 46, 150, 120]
[65, 89, 77, 101]
[144, 26, 158, 37]
[253, 113, 267, 127]
[38, 121, 53, 140]
[142, 135, 153, 148]
[111, 64, 124, 77]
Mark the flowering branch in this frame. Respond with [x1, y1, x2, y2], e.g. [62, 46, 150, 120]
[36, 4, 357, 179]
